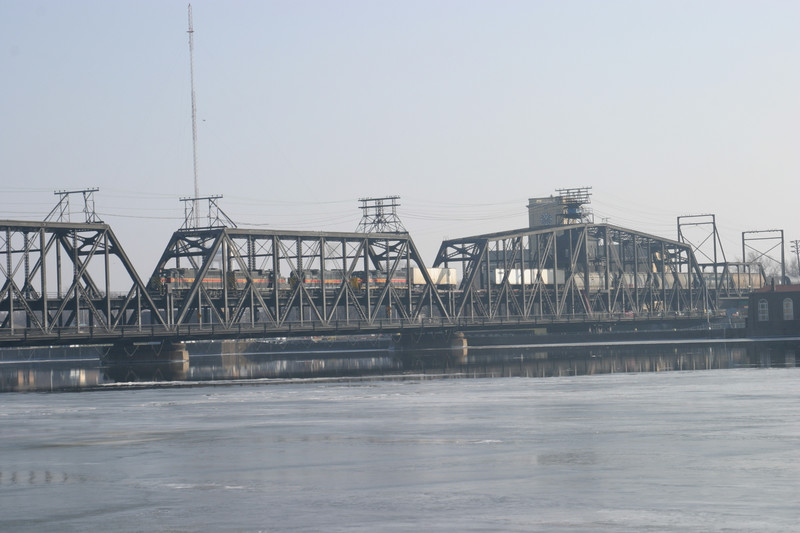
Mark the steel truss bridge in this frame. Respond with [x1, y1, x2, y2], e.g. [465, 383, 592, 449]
[0, 217, 737, 349]
[434, 223, 713, 319]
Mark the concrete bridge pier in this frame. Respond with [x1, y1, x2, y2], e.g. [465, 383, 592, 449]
[103, 340, 190, 363]
[396, 330, 468, 371]
[220, 340, 251, 372]
[449, 331, 468, 360]
[101, 341, 190, 382]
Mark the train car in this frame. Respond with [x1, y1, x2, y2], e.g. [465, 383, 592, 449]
[157, 268, 288, 293]
[269, 271, 291, 290]
[492, 268, 565, 286]
[160, 268, 224, 291]
[661, 272, 691, 290]
[348, 267, 459, 290]
[351, 270, 409, 290]
[572, 272, 606, 291]
[284, 267, 459, 291]
[616, 273, 651, 289]
[539, 269, 566, 285]
[227, 269, 288, 291]
[411, 267, 458, 287]
[368, 270, 409, 286]
[289, 269, 349, 289]
[494, 268, 534, 285]
[729, 272, 765, 290]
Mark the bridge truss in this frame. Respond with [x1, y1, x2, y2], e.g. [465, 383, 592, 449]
[0, 220, 164, 336]
[677, 214, 765, 304]
[433, 223, 714, 321]
[146, 227, 451, 330]
[0, 218, 723, 347]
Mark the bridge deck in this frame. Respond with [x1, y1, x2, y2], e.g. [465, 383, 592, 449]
[0, 312, 721, 349]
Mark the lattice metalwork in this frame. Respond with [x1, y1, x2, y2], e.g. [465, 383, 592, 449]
[677, 214, 765, 303]
[742, 230, 785, 284]
[356, 196, 406, 233]
[45, 188, 102, 223]
[145, 227, 449, 330]
[180, 195, 237, 230]
[433, 223, 713, 320]
[0, 220, 165, 338]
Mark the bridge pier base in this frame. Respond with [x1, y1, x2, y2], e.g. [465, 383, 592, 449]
[450, 332, 468, 359]
[101, 341, 190, 382]
[220, 340, 250, 370]
[397, 330, 468, 362]
[103, 341, 190, 363]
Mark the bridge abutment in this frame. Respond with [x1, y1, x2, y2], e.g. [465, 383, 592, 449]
[100, 341, 189, 381]
[101, 341, 190, 382]
[103, 341, 190, 363]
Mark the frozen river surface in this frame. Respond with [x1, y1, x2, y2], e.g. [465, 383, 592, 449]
[2, 368, 798, 532]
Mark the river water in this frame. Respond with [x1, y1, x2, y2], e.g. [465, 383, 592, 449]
[1, 342, 798, 532]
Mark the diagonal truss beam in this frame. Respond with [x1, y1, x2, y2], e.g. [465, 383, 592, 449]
[434, 223, 713, 321]
[147, 227, 453, 331]
[0, 220, 165, 334]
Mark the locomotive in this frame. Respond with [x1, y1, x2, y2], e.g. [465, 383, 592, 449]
[151, 266, 457, 295]
[153, 268, 287, 293]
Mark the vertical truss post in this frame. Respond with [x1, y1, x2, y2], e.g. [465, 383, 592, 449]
[0, 220, 165, 338]
[40, 229, 48, 330]
[5, 228, 12, 332]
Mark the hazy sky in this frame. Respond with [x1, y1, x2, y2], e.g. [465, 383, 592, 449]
[1, 0, 798, 277]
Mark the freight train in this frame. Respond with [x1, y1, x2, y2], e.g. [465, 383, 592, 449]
[151, 266, 457, 295]
[154, 268, 287, 292]
[287, 267, 456, 290]
[491, 268, 695, 290]
[490, 268, 765, 291]
[151, 266, 761, 296]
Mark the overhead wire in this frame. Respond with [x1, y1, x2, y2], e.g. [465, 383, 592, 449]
[97, 212, 183, 221]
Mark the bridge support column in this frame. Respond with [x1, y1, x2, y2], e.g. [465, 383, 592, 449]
[450, 331, 468, 359]
[101, 341, 190, 382]
[220, 339, 251, 370]
[103, 341, 190, 364]
[395, 330, 468, 374]
[397, 330, 468, 359]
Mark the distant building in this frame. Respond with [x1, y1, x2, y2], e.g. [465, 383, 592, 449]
[747, 284, 800, 336]
[528, 187, 592, 228]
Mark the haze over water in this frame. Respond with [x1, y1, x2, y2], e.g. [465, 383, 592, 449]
[1, 344, 798, 532]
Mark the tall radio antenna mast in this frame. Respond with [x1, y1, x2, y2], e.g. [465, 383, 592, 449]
[187, 4, 200, 226]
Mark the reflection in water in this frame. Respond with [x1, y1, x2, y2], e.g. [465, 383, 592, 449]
[0, 362, 103, 392]
[1, 340, 797, 392]
[413, 344, 758, 378]
[102, 358, 190, 383]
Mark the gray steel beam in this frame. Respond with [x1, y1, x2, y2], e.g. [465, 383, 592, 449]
[0, 220, 163, 336]
[433, 222, 713, 322]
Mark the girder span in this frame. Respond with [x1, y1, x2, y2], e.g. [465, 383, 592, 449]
[146, 227, 454, 330]
[432, 223, 714, 321]
[0, 220, 165, 335]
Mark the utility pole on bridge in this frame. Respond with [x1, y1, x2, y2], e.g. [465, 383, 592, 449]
[45, 188, 101, 223]
[791, 239, 800, 277]
[356, 196, 406, 233]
